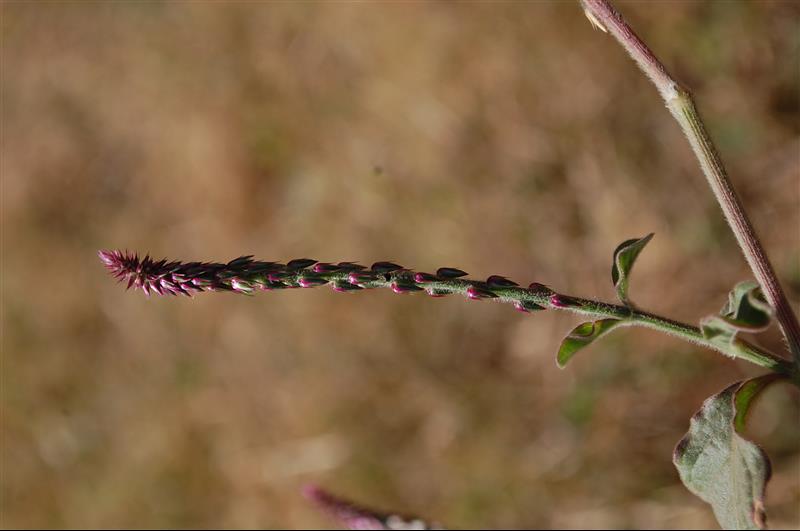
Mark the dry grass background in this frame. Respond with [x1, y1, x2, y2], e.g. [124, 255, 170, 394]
[2, 1, 799, 529]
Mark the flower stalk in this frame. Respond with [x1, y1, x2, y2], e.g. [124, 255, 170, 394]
[99, 250, 794, 377]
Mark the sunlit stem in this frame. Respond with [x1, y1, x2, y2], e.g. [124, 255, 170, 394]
[579, 0, 800, 366]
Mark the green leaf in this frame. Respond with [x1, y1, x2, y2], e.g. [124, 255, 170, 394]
[720, 281, 772, 331]
[701, 282, 772, 352]
[732, 374, 782, 434]
[673, 375, 784, 530]
[611, 233, 654, 304]
[556, 319, 622, 368]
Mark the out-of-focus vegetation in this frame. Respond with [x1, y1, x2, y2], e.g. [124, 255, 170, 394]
[2, 1, 798, 528]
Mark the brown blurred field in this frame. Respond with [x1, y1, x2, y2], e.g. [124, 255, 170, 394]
[2, 1, 799, 529]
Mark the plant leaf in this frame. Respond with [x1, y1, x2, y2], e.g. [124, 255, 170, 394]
[701, 282, 773, 353]
[720, 281, 772, 331]
[611, 233, 654, 304]
[673, 375, 784, 530]
[556, 318, 622, 368]
[732, 374, 782, 434]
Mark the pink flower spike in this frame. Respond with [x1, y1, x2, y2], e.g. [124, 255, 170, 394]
[313, 262, 341, 273]
[549, 294, 580, 308]
[391, 282, 422, 294]
[268, 272, 289, 282]
[97, 250, 117, 267]
[298, 277, 328, 288]
[350, 271, 379, 284]
[303, 484, 440, 530]
[302, 485, 387, 530]
[414, 272, 438, 283]
[466, 286, 497, 300]
[528, 282, 551, 293]
[231, 278, 254, 293]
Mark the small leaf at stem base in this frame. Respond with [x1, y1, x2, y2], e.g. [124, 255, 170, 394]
[701, 282, 773, 356]
[556, 318, 622, 368]
[611, 233, 654, 305]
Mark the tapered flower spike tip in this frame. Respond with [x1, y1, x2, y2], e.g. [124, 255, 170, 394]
[98, 249, 133, 274]
[302, 484, 388, 530]
[97, 249, 203, 297]
[97, 249, 116, 266]
[302, 484, 441, 530]
[98, 249, 137, 285]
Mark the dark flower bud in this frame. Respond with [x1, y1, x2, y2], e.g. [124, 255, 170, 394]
[371, 261, 404, 273]
[249, 262, 279, 274]
[227, 256, 255, 268]
[528, 282, 552, 294]
[287, 258, 318, 269]
[486, 275, 518, 287]
[436, 267, 468, 278]
[336, 262, 366, 271]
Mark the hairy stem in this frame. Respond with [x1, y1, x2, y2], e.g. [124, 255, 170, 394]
[579, 0, 800, 365]
[99, 250, 795, 377]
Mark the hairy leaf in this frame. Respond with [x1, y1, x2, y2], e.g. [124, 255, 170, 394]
[720, 282, 772, 331]
[611, 233, 654, 304]
[557, 318, 622, 368]
[701, 282, 772, 352]
[673, 375, 783, 530]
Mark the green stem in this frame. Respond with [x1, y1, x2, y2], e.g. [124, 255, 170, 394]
[579, 0, 800, 366]
[566, 296, 793, 377]
[287, 268, 795, 377]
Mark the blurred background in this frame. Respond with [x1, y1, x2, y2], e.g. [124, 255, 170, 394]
[2, 1, 799, 528]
